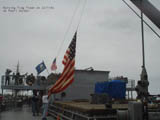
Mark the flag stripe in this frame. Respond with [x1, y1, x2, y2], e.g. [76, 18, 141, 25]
[63, 55, 68, 61]
[53, 66, 74, 91]
[50, 59, 75, 91]
[60, 78, 74, 91]
[54, 66, 74, 89]
[52, 61, 74, 93]
[59, 59, 74, 77]
[60, 75, 74, 89]
[55, 77, 74, 93]
[49, 31, 77, 95]
[62, 49, 70, 65]
[50, 60, 74, 92]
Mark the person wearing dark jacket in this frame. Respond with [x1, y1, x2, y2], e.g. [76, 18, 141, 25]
[32, 92, 39, 116]
[5, 69, 11, 85]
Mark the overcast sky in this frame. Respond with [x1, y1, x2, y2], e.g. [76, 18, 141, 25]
[0, 0, 160, 94]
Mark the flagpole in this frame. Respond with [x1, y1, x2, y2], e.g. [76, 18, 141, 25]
[55, 69, 57, 74]
[46, 68, 50, 75]
[42, 60, 50, 75]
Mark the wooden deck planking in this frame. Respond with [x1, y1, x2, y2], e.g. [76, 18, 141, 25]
[53, 101, 128, 115]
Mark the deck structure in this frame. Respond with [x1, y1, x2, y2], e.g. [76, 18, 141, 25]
[48, 101, 129, 120]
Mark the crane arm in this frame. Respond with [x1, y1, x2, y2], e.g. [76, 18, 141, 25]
[130, 0, 160, 29]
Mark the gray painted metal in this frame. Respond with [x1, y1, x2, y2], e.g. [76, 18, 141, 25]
[148, 112, 160, 120]
[131, 0, 160, 29]
[56, 69, 110, 101]
[128, 101, 143, 120]
[1, 85, 46, 90]
[117, 109, 160, 120]
[117, 110, 128, 120]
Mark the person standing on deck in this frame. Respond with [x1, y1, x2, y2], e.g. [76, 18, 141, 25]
[42, 91, 49, 120]
[32, 91, 39, 116]
[5, 69, 11, 85]
[15, 72, 20, 85]
[12, 72, 15, 83]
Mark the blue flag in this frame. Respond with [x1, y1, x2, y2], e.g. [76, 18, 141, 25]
[35, 61, 46, 74]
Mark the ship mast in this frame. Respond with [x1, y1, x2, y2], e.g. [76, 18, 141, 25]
[129, 0, 160, 101]
[16, 61, 20, 74]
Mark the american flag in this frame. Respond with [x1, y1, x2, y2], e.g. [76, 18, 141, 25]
[49, 32, 77, 95]
[51, 58, 57, 71]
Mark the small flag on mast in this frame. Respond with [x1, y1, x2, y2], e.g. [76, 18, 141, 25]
[49, 31, 77, 96]
[51, 58, 57, 71]
[35, 61, 46, 75]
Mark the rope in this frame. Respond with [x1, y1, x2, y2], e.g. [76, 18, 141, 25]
[76, 0, 88, 31]
[56, 0, 81, 59]
[122, 0, 160, 39]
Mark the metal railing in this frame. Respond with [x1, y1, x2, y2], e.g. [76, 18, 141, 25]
[126, 79, 135, 89]
[48, 104, 117, 120]
[1, 75, 48, 90]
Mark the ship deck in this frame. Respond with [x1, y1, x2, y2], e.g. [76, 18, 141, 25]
[50, 101, 128, 116]
[0, 105, 53, 120]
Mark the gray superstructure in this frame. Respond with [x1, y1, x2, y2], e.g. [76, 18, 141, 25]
[55, 69, 110, 101]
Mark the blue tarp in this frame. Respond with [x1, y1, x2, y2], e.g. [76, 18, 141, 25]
[95, 80, 126, 99]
